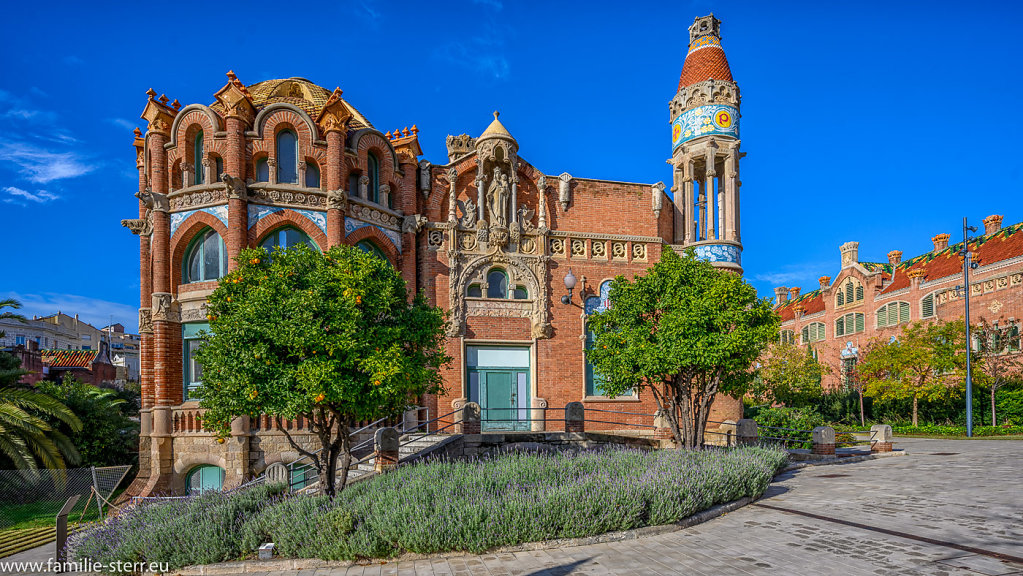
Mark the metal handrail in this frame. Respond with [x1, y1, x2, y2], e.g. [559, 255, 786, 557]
[583, 407, 656, 417]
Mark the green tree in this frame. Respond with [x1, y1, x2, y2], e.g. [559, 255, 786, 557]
[754, 342, 829, 407]
[0, 385, 82, 469]
[586, 249, 778, 449]
[195, 244, 449, 497]
[858, 319, 967, 427]
[974, 317, 1023, 427]
[37, 375, 140, 467]
[0, 298, 29, 386]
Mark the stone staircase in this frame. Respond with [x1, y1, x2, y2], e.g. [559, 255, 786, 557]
[322, 432, 456, 487]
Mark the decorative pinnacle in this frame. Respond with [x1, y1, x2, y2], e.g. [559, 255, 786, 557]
[171, 99, 181, 110]
[411, 124, 419, 135]
[145, 88, 157, 98]
[133, 127, 142, 137]
[493, 111, 500, 119]
[158, 94, 169, 105]
[226, 70, 237, 80]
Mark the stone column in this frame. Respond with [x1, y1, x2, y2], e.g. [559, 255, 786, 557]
[447, 167, 458, 223]
[374, 427, 399, 472]
[705, 146, 716, 241]
[325, 129, 345, 247]
[684, 158, 695, 244]
[224, 115, 248, 269]
[565, 402, 585, 434]
[530, 397, 547, 432]
[225, 416, 250, 488]
[812, 426, 836, 456]
[726, 144, 739, 241]
[510, 175, 518, 227]
[870, 424, 893, 452]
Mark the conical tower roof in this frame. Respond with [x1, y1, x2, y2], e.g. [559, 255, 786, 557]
[678, 14, 734, 91]
[478, 111, 517, 145]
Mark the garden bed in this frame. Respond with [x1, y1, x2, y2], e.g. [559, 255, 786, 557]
[71, 446, 787, 569]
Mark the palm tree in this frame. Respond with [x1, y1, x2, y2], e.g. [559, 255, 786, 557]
[0, 299, 82, 469]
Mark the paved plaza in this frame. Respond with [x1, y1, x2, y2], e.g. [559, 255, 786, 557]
[3, 437, 1022, 575]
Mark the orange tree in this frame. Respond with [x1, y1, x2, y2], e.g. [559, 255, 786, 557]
[858, 319, 967, 427]
[753, 342, 829, 407]
[586, 249, 778, 449]
[194, 243, 449, 497]
[974, 317, 1023, 427]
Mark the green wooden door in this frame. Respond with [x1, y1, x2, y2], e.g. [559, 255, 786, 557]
[483, 370, 515, 431]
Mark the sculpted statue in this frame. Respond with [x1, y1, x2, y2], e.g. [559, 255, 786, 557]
[456, 198, 477, 228]
[487, 167, 510, 228]
[517, 204, 536, 232]
[222, 173, 246, 200]
[135, 187, 154, 209]
[326, 188, 347, 210]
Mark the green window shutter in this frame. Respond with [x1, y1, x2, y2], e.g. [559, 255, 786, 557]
[856, 285, 864, 302]
[846, 283, 854, 303]
[855, 313, 864, 333]
[899, 302, 910, 323]
[802, 327, 809, 343]
[837, 292, 844, 306]
[922, 294, 934, 318]
[836, 317, 844, 336]
[877, 307, 885, 328]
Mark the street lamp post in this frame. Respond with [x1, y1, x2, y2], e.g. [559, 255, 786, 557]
[959, 217, 978, 438]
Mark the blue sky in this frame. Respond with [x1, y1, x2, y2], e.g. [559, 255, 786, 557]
[1, 0, 1021, 332]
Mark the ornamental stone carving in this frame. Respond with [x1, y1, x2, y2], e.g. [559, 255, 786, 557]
[652, 181, 665, 217]
[485, 167, 511, 228]
[402, 214, 428, 234]
[138, 308, 153, 334]
[428, 230, 445, 249]
[550, 237, 566, 256]
[418, 160, 432, 196]
[326, 188, 346, 210]
[151, 293, 178, 322]
[456, 198, 477, 228]
[446, 134, 476, 162]
[180, 304, 208, 322]
[121, 211, 153, 236]
[558, 173, 572, 210]
[249, 187, 325, 208]
[223, 173, 246, 200]
[171, 187, 228, 209]
[359, 174, 369, 200]
[349, 202, 400, 229]
[447, 252, 551, 340]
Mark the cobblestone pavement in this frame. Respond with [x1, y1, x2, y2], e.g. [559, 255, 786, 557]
[300, 438, 1023, 575]
[6, 438, 1022, 575]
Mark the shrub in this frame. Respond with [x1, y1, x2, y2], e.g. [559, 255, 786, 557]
[750, 406, 824, 449]
[74, 446, 787, 568]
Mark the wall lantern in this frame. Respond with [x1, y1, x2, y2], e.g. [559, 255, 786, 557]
[561, 268, 577, 305]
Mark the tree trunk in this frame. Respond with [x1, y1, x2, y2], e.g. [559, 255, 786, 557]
[858, 389, 865, 427]
[991, 386, 998, 428]
[912, 395, 918, 427]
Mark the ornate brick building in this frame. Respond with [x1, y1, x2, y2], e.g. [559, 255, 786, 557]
[124, 14, 749, 495]
[774, 215, 1023, 388]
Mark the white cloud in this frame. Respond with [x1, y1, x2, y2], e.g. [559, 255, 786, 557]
[0, 141, 94, 183]
[2, 292, 139, 333]
[107, 118, 137, 132]
[3, 186, 59, 203]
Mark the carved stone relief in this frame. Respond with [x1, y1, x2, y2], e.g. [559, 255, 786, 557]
[249, 187, 326, 209]
[348, 202, 400, 230]
[326, 189, 347, 210]
[447, 252, 551, 340]
[418, 160, 432, 196]
[170, 187, 228, 210]
[138, 308, 153, 334]
[223, 174, 246, 200]
[558, 173, 572, 210]
[550, 238, 566, 257]
[402, 214, 428, 234]
[151, 293, 179, 323]
[180, 304, 209, 322]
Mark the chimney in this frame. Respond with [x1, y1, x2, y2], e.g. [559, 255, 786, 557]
[774, 286, 789, 306]
[887, 250, 902, 266]
[983, 214, 1003, 236]
[932, 233, 950, 252]
[789, 287, 801, 300]
[819, 276, 831, 290]
[906, 268, 925, 288]
[840, 241, 859, 268]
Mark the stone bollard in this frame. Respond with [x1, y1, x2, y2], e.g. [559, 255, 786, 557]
[531, 397, 548, 432]
[719, 420, 737, 447]
[870, 424, 894, 452]
[374, 427, 399, 473]
[812, 426, 836, 455]
[565, 402, 585, 433]
[462, 402, 481, 435]
[736, 419, 758, 445]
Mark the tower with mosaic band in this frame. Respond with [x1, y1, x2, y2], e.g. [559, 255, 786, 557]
[670, 14, 743, 272]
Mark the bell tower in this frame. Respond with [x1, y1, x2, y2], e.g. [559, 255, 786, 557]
[669, 14, 743, 272]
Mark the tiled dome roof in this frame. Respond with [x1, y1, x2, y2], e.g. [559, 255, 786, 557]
[678, 35, 733, 90]
[212, 77, 374, 129]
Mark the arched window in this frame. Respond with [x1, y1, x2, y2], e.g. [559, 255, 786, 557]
[193, 131, 204, 185]
[780, 330, 795, 345]
[513, 285, 528, 299]
[256, 157, 269, 182]
[921, 292, 936, 319]
[305, 161, 320, 189]
[260, 226, 316, 252]
[836, 278, 864, 307]
[355, 240, 388, 262]
[367, 152, 380, 203]
[213, 156, 224, 183]
[467, 284, 482, 298]
[802, 322, 826, 344]
[486, 269, 508, 299]
[836, 312, 865, 337]
[877, 301, 910, 328]
[186, 465, 224, 494]
[184, 229, 227, 283]
[276, 130, 298, 184]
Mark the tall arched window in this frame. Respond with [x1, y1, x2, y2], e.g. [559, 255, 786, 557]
[193, 131, 204, 185]
[277, 130, 298, 184]
[367, 152, 380, 203]
[260, 226, 316, 252]
[213, 156, 224, 183]
[305, 161, 320, 189]
[486, 268, 508, 299]
[802, 322, 826, 344]
[256, 157, 269, 182]
[836, 278, 864, 307]
[584, 280, 631, 397]
[355, 240, 388, 262]
[877, 301, 910, 328]
[184, 229, 227, 283]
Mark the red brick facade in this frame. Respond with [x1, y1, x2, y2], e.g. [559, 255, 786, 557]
[126, 14, 749, 494]
[775, 217, 1023, 389]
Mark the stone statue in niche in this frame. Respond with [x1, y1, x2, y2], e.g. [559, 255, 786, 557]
[456, 198, 477, 228]
[486, 167, 510, 228]
[517, 204, 535, 232]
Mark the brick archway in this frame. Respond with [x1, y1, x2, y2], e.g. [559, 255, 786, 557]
[249, 208, 328, 250]
[170, 211, 231, 289]
[345, 225, 400, 267]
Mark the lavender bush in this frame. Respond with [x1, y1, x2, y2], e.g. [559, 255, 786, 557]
[73, 446, 786, 568]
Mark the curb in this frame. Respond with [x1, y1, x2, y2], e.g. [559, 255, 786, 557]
[159, 496, 756, 575]
[780, 450, 906, 473]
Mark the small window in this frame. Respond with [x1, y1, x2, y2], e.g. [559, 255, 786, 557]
[467, 284, 482, 298]
[486, 269, 508, 299]
[186, 465, 224, 494]
[193, 131, 204, 186]
[348, 173, 360, 198]
[802, 322, 825, 344]
[183, 322, 209, 401]
[355, 240, 387, 262]
[277, 130, 298, 184]
[513, 286, 528, 299]
[836, 312, 865, 337]
[256, 158, 269, 182]
[184, 229, 227, 283]
[260, 227, 315, 252]
[367, 152, 380, 203]
[305, 161, 320, 189]
[214, 157, 224, 183]
[921, 293, 935, 318]
[780, 330, 795, 345]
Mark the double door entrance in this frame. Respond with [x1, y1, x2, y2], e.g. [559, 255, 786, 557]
[466, 346, 530, 431]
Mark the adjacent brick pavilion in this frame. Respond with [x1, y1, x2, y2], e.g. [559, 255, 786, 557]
[125, 15, 749, 495]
